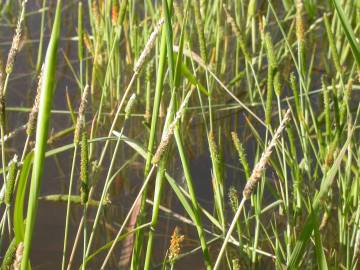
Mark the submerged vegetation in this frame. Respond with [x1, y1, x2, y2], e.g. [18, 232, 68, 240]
[1, 0, 360, 269]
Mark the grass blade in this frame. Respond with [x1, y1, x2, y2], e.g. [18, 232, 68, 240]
[14, 152, 33, 243]
[21, 1, 62, 269]
[330, 0, 360, 68]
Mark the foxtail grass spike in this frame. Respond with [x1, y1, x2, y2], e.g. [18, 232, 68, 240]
[80, 131, 89, 204]
[4, 155, 18, 206]
[264, 32, 282, 97]
[295, 0, 305, 44]
[319, 211, 330, 231]
[1, 238, 17, 270]
[192, 0, 207, 62]
[152, 89, 193, 164]
[243, 109, 291, 199]
[26, 66, 43, 137]
[83, 31, 93, 56]
[231, 131, 250, 179]
[0, 92, 5, 128]
[134, 18, 164, 74]
[125, 93, 136, 119]
[6, 0, 27, 75]
[290, 73, 302, 121]
[232, 259, 240, 270]
[273, 71, 282, 96]
[264, 33, 277, 69]
[345, 78, 353, 102]
[92, 0, 100, 27]
[74, 85, 89, 144]
[13, 242, 24, 270]
[208, 131, 219, 162]
[228, 186, 239, 213]
[223, 5, 251, 62]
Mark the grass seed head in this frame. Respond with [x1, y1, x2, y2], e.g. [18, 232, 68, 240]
[26, 66, 43, 136]
[232, 258, 240, 270]
[345, 78, 353, 102]
[152, 90, 193, 164]
[192, 0, 207, 62]
[111, 0, 119, 26]
[74, 85, 89, 144]
[83, 31, 94, 56]
[264, 32, 277, 69]
[134, 18, 164, 74]
[243, 109, 291, 199]
[0, 92, 5, 128]
[223, 4, 251, 62]
[125, 94, 136, 119]
[1, 238, 17, 269]
[295, 0, 305, 44]
[6, 0, 27, 74]
[92, 0, 101, 27]
[80, 131, 89, 204]
[13, 242, 24, 270]
[228, 186, 239, 213]
[273, 71, 282, 96]
[152, 126, 174, 165]
[231, 131, 250, 178]
[168, 227, 184, 263]
[5, 155, 18, 206]
[208, 131, 218, 160]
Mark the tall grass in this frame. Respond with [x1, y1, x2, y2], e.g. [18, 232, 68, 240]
[2, 0, 360, 269]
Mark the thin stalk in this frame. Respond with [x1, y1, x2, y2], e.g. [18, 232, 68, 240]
[61, 147, 78, 270]
[214, 198, 246, 270]
[100, 165, 156, 269]
[35, 0, 46, 74]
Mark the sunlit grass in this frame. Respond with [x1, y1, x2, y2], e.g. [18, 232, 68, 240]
[1, 0, 360, 269]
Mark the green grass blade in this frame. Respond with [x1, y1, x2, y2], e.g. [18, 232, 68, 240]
[14, 152, 33, 243]
[330, 0, 360, 68]
[288, 128, 353, 268]
[21, 1, 62, 269]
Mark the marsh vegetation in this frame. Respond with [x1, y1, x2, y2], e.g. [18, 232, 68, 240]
[1, 0, 360, 269]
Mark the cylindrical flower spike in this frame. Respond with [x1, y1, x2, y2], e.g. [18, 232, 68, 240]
[243, 109, 291, 199]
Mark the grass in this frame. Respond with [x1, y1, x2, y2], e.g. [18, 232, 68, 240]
[21, 1, 62, 269]
[2, 0, 360, 269]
